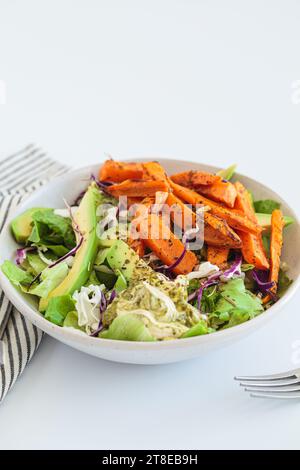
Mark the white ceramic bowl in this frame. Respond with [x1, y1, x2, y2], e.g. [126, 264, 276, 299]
[0, 159, 299, 364]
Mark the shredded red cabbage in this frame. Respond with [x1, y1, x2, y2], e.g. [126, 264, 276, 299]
[188, 254, 243, 311]
[91, 174, 113, 197]
[90, 289, 117, 337]
[108, 289, 117, 304]
[100, 290, 107, 313]
[48, 236, 84, 269]
[15, 247, 36, 265]
[165, 245, 187, 272]
[252, 270, 276, 298]
[221, 254, 243, 280]
[90, 323, 104, 337]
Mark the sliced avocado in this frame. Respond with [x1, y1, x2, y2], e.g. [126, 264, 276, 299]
[39, 184, 100, 311]
[94, 248, 110, 265]
[106, 240, 140, 281]
[98, 226, 119, 248]
[256, 212, 294, 230]
[11, 207, 45, 243]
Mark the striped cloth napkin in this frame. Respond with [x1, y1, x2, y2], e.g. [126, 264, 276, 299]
[0, 144, 68, 403]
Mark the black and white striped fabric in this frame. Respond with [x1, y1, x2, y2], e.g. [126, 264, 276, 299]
[0, 144, 69, 403]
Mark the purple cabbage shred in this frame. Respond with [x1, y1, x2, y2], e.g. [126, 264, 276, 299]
[90, 289, 117, 337]
[15, 246, 36, 265]
[252, 269, 276, 299]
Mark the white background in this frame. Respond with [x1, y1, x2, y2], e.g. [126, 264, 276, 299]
[1, 0, 300, 450]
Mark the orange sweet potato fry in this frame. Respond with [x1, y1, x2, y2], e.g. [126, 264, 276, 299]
[166, 192, 241, 249]
[170, 171, 221, 187]
[234, 181, 254, 216]
[263, 209, 284, 303]
[142, 161, 169, 182]
[99, 160, 144, 183]
[195, 181, 237, 208]
[269, 209, 285, 288]
[238, 231, 269, 270]
[234, 181, 269, 270]
[138, 212, 197, 275]
[108, 179, 169, 197]
[170, 181, 261, 235]
[203, 213, 242, 249]
[207, 246, 230, 267]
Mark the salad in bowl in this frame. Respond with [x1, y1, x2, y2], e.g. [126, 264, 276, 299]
[0, 160, 295, 343]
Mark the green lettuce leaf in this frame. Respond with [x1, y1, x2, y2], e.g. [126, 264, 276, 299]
[181, 320, 210, 338]
[209, 278, 263, 329]
[40, 244, 70, 256]
[30, 262, 68, 298]
[45, 295, 75, 326]
[100, 314, 155, 341]
[253, 199, 280, 214]
[222, 308, 253, 328]
[1, 260, 34, 287]
[28, 209, 75, 249]
[63, 310, 84, 330]
[26, 253, 47, 275]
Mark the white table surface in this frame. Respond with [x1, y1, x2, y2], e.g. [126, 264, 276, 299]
[1, 0, 300, 450]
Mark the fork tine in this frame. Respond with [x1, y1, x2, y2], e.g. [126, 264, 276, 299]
[250, 391, 300, 399]
[234, 368, 299, 381]
[245, 384, 300, 393]
[240, 377, 300, 387]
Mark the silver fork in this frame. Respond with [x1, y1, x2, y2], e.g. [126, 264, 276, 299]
[235, 368, 300, 399]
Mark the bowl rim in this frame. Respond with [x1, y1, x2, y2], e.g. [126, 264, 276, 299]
[0, 158, 299, 352]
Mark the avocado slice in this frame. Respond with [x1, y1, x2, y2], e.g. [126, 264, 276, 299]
[11, 207, 45, 243]
[106, 240, 140, 282]
[256, 212, 294, 230]
[39, 184, 100, 311]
